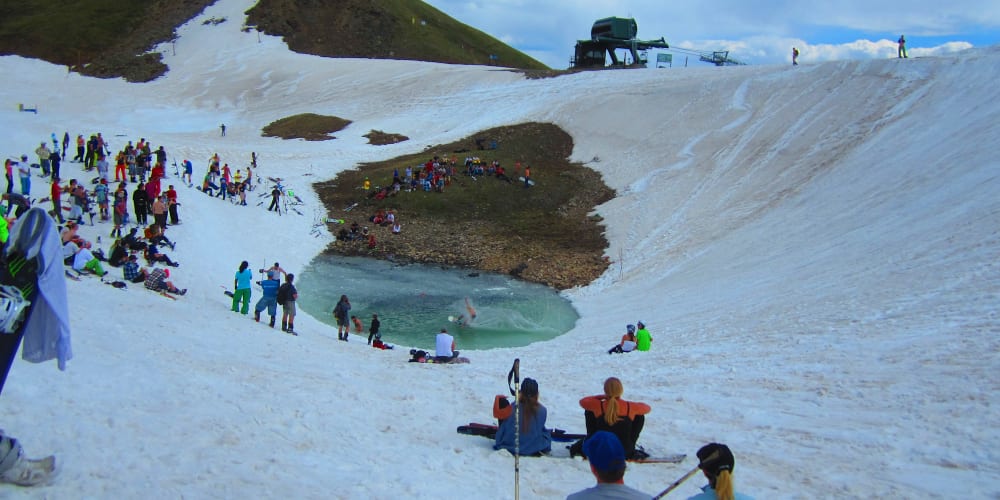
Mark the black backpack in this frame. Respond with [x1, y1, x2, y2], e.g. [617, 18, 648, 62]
[276, 283, 289, 305]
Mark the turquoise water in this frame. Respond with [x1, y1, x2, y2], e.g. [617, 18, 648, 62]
[296, 255, 579, 350]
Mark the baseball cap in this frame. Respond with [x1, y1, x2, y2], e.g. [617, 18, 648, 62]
[583, 431, 626, 472]
[697, 443, 735, 476]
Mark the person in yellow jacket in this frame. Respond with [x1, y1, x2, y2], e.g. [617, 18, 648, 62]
[635, 321, 652, 351]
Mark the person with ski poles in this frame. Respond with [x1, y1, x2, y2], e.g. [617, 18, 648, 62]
[685, 443, 755, 500]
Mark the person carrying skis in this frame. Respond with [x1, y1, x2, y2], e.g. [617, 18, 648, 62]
[570, 377, 651, 460]
[333, 295, 351, 341]
[687, 443, 755, 500]
[566, 431, 650, 500]
[232, 260, 253, 315]
[491, 377, 551, 456]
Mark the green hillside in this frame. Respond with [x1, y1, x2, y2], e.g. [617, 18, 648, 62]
[0, 0, 547, 82]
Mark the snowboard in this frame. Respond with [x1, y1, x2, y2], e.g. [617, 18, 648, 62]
[457, 422, 585, 442]
[457, 423, 685, 463]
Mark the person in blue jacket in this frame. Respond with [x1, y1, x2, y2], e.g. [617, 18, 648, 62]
[253, 277, 281, 328]
[492, 378, 551, 456]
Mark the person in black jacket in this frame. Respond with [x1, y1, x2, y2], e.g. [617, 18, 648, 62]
[132, 182, 150, 225]
[368, 313, 381, 345]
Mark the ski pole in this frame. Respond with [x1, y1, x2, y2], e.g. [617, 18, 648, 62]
[511, 358, 520, 500]
[652, 450, 717, 499]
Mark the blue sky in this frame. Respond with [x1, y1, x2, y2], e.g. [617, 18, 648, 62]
[424, 0, 1000, 68]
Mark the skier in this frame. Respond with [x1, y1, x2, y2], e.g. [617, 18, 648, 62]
[898, 35, 907, 58]
[792, 47, 799, 65]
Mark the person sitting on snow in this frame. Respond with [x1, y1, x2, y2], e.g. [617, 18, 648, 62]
[144, 267, 185, 295]
[145, 242, 178, 267]
[608, 324, 638, 354]
[62, 239, 106, 276]
[492, 378, 551, 456]
[122, 254, 149, 284]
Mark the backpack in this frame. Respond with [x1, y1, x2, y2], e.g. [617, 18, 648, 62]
[276, 283, 289, 305]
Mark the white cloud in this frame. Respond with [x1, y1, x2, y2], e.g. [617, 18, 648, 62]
[426, 0, 998, 68]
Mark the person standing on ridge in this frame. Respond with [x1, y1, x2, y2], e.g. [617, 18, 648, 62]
[792, 47, 799, 65]
[898, 35, 907, 58]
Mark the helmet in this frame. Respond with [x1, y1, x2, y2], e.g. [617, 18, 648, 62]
[627, 324, 636, 334]
[0, 285, 30, 335]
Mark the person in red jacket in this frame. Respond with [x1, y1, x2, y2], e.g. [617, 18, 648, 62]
[50, 177, 64, 223]
[165, 185, 180, 224]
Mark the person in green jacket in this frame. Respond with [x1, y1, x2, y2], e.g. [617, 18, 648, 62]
[635, 321, 652, 351]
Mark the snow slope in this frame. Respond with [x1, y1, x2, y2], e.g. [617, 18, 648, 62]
[1, 0, 998, 497]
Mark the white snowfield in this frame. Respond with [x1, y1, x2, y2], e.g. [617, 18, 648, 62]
[1, 0, 998, 498]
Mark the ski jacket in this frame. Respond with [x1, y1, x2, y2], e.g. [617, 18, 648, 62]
[234, 268, 253, 290]
[635, 327, 652, 351]
[8, 208, 72, 370]
[333, 299, 350, 321]
[260, 279, 279, 298]
[493, 399, 551, 456]
[567, 483, 651, 500]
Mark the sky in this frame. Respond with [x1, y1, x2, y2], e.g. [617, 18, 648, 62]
[424, 0, 1000, 68]
[1, 0, 999, 497]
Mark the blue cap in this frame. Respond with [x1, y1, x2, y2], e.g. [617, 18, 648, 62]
[583, 431, 626, 472]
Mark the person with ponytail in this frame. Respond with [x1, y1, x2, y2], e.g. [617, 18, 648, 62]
[687, 443, 754, 500]
[570, 377, 651, 460]
[491, 378, 552, 456]
[232, 260, 253, 315]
